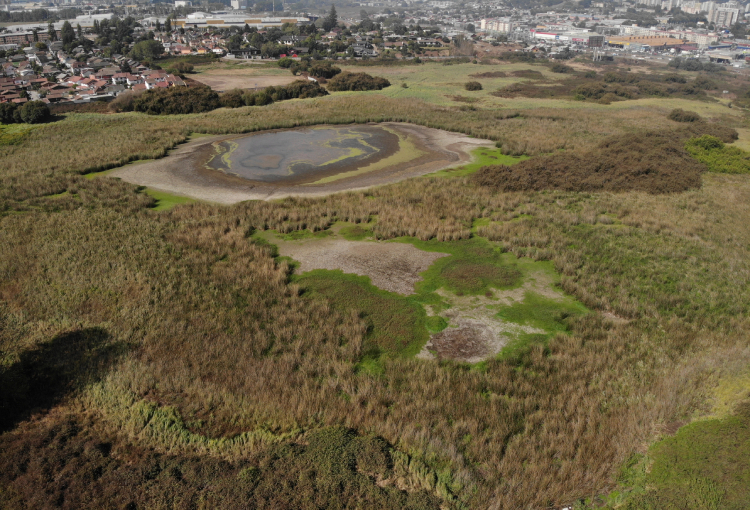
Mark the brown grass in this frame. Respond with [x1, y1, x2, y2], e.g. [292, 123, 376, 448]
[473, 126, 736, 194]
[1, 91, 750, 509]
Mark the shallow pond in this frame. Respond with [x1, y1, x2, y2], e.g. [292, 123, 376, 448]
[205, 125, 399, 184]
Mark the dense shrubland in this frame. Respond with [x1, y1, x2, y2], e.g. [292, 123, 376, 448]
[493, 69, 718, 103]
[111, 82, 329, 115]
[2, 87, 750, 508]
[220, 80, 329, 108]
[473, 125, 738, 194]
[131, 86, 221, 115]
[326, 72, 391, 91]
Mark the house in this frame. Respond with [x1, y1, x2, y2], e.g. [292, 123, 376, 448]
[229, 47, 260, 58]
[280, 34, 305, 46]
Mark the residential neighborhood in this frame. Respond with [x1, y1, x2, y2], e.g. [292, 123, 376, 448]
[3, 0, 750, 106]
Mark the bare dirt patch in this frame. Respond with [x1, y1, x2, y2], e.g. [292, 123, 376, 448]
[107, 123, 493, 204]
[191, 72, 299, 92]
[274, 237, 448, 295]
[422, 319, 503, 363]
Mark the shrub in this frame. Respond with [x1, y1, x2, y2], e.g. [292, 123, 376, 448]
[0, 102, 18, 124]
[132, 86, 220, 115]
[236, 81, 328, 107]
[550, 63, 572, 73]
[668, 108, 701, 123]
[692, 75, 717, 90]
[278, 56, 294, 68]
[19, 101, 50, 124]
[464, 81, 483, 91]
[686, 135, 750, 174]
[219, 88, 245, 108]
[326, 72, 390, 92]
[308, 62, 341, 79]
[664, 74, 687, 84]
[108, 90, 143, 112]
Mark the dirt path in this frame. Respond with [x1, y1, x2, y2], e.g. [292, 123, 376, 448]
[108, 123, 494, 204]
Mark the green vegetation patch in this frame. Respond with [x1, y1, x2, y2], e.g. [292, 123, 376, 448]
[337, 222, 374, 241]
[431, 147, 528, 177]
[0, 124, 36, 146]
[277, 229, 333, 241]
[294, 270, 428, 357]
[143, 188, 196, 211]
[496, 291, 587, 333]
[399, 237, 522, 295]
[686, 135, 750, 174]
[494, 291, 588, 360]
[602, 405, 750, 510]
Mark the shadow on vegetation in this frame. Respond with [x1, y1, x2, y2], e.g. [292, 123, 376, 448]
[0, 327, 124, 433]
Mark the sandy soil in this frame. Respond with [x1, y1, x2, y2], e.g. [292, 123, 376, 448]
[191, 73, 299, 92]
[108, 123, 494, 204]
[273, 237, 448, 295]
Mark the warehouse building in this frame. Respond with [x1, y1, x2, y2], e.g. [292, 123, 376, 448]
[173, 13, 310, 29]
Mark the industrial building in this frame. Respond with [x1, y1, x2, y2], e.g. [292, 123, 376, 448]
[530, 29, 604, 47]
[173, 13, 310, 29]
[607, 35, 688, 50]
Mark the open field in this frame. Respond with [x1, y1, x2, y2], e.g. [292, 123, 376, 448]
[191, 66, 299, 91]
[2, 58, 750, 509]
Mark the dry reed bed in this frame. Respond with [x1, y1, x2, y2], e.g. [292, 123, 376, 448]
[1, 97, 750, 508]
[0, 95, 707, 212]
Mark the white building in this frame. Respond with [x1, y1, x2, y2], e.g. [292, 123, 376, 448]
[480, 18, 514, 33]
[708, 1, 744, 27]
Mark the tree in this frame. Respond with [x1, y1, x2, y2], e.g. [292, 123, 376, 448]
[76, 23, 82, 38]
[165, 17, 172, 33]
[130, 39, 164, 61]
[19, 101, 50, 124]
[0, 102, 18, 124]
[466, 23, 475, 33]
[93, 19, 100, 34]
[323, 4, 338, 31]
[48, 22, 57, 41]
[155, 19, 162, 32]
[32, 29, 38, 43]
[61, 21, 75, 48]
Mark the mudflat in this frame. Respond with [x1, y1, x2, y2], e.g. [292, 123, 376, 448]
[108, 122, 494, 204]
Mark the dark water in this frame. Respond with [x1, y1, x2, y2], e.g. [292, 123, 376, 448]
[206, 125, 397, 183]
